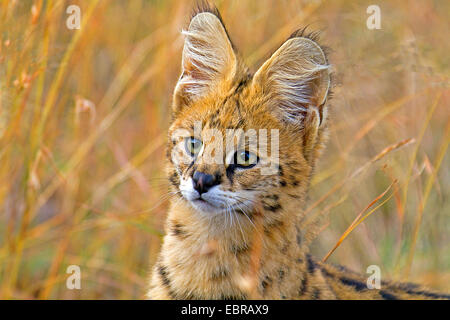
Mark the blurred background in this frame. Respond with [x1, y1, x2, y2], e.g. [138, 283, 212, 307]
[0, 0, 448, 299]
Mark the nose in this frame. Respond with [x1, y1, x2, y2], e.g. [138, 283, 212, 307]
[192, 171, 219, 195]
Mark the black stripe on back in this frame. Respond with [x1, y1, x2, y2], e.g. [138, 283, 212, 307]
[339, 277, 367, 292]
[379, 290, 398, 300]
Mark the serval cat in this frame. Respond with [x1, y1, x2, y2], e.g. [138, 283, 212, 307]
[147, 4, 449, 300]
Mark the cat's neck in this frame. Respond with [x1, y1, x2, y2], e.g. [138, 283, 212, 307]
[155, 198, 309, 299]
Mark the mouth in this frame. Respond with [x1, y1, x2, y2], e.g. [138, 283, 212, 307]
[189, 197, 252, 216]
[179, 179, 254, 215]
[190, 198, 222, 212]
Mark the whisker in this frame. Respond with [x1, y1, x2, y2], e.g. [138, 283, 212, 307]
[233, 207, 246, 240]
[233, 201, 257, 230]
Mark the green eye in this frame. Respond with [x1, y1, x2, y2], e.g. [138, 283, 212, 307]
[185, 137, 202, 156]
[235, 150, 258, 168]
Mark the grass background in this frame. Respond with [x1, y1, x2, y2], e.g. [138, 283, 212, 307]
[0, 0, 449, 299]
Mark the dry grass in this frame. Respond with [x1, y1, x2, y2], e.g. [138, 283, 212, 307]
[0, 0, 449, 299]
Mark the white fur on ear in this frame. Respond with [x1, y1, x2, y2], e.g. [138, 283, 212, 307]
[175, 12, 236, 102]
[252, 37, 331, 124]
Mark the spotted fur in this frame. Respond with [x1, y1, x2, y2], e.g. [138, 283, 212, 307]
[147, 4, 449, 300]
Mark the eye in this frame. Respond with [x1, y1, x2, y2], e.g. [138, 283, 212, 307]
[185, 137, 202, 156]
[234, 150, 258, 168]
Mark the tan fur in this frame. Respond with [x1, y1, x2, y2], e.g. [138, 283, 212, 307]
[147, 5, 449, 300]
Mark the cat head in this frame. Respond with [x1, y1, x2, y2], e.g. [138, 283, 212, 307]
[167, 6, 331, 219]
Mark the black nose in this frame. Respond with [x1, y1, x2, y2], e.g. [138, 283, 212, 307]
[192, 171, 219, 195]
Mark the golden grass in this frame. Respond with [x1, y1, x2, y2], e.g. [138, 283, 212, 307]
[0, 0, 449, 299]
[323, 179, 398, 263]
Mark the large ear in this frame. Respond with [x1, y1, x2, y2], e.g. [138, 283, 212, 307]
[173, 11, 237, 111]
[252, 36, 331, 126]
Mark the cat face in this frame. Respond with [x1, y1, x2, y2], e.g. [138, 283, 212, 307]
[168, 90, 283, 217]
[166, 11, 330, 219]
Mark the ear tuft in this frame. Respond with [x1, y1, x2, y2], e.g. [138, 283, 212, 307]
[174, 10, 236, 110]
[252, 36, 331, 125]
[190, 2, 231, 42]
